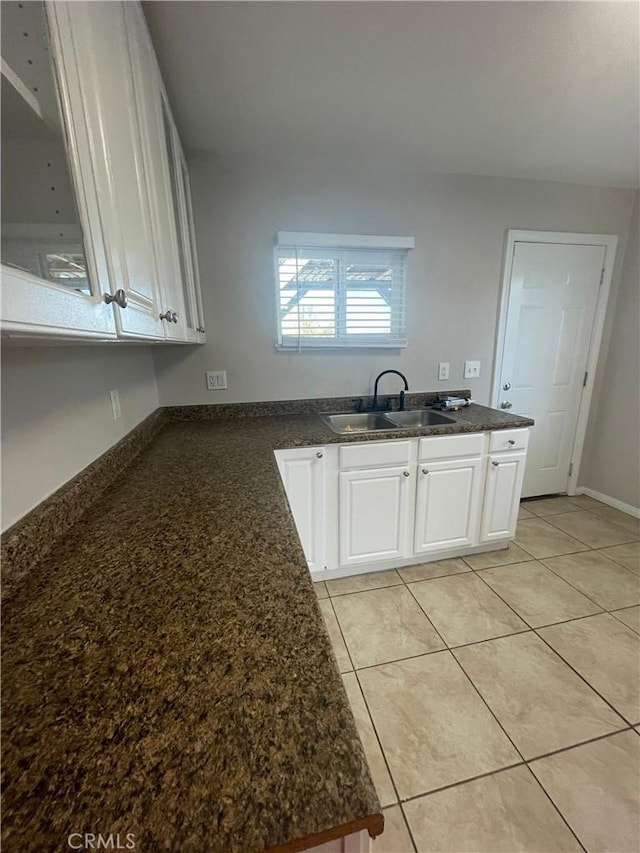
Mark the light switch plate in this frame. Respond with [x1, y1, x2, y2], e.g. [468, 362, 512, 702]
[464, 360, 481, 379]
[438, 362, 450, 381]
[206, 370, 228, 391]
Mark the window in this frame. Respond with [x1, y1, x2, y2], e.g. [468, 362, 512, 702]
[275, 231, 414, 349]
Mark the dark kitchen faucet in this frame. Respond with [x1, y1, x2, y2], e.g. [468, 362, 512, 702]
[372, 370, 409, 411]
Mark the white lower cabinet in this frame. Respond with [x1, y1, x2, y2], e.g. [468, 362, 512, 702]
[276, 428, 530, 577]
[414, 457, 483, 554]
[480, 451, 527, 542]
[275, 447, 326, 572]
[339, 465, 412, 567]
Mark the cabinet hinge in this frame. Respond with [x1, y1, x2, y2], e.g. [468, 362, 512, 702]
[599, 267, 605, 286]
[583, 370, 588, 387]
[568, 462, 573, 477]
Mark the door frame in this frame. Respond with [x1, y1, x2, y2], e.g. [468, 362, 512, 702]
[491, 230, 618, 496]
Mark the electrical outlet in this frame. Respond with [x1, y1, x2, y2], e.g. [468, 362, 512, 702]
[438, 362, 450, 381]
[109, 389, 121, 420]
[206, 370, 228, 391]
[464, 360, 481, 379]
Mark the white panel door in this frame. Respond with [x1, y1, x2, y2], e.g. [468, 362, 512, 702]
[275, 447, 326, 572]
[339, 466, 412, 567]
[481, 453, 527, 542]
[499, 241, 606, 496]
[64, 1, 163, 339]
[414, 458, 483, 554]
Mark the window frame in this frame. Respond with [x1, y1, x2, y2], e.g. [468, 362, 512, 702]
[274, 231, 414, 351]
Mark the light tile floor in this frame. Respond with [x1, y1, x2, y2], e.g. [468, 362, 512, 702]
[315, 494, 640, 852]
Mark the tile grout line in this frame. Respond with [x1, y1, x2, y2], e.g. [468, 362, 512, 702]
[538, 508, 640, 550]
[525, 767, 588, 852]
[317, 500, 639, 845]
[468, 551, 638, 627]
[324, 595, 357, 674]
[326, 594, 406, 810]
[352, 667, 404, 813]
[390, 724, 637, 809]
[531, 626, 637, 728]
[466, 560, 636, 727]
[397, 802, 419, 853]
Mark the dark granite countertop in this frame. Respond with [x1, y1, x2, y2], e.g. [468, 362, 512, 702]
[1, 404, 533, 853]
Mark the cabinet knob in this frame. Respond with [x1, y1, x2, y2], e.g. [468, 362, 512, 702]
[500, 401, 513, 409]
[503, 382, 511, 391]
[171, 312, 179, 324]
[316, 452, 323, 459]
[403, 470, 410, 477]
[492, 461, 500, 467]
[422, 468, 429, 475]
[104, 289, 127, 309]
[197, 326, 205, 333]
[159, 310, 173, 321]
[508, 439, 516, 445]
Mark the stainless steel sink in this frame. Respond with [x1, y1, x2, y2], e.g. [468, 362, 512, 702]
[384, 409, 455, 428]
[322, 412, 397, 434]
[322, 408, 455, 434]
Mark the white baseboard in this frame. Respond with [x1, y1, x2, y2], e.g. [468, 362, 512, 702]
[310, 541, 509, 582]
[573, 487, 640, 519]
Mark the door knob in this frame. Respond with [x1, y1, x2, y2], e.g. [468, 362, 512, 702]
[503, 382, 511, 391]
[104, 289, 127, 309]
[500, 401, 513, 409]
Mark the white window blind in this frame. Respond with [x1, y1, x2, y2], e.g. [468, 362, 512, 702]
[275, 232, 413, 350]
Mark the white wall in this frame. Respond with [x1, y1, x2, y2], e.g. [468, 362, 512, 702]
[580, 192, 640, 509]
[152, 157, 635, 407]
[1, 345, 159, 531]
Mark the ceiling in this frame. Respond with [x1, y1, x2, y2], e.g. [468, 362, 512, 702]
[144, 1, 640, 188]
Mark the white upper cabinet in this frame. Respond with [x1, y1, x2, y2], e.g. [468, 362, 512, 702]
[63, 0, 163, 340]
[1, 0, 205, 345]
[1, 0, 116, 340]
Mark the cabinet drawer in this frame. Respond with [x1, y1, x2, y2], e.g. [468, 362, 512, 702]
[419, 433, 485, 461]
[489, 429, 529, 453]
[340, 440, 411, 470]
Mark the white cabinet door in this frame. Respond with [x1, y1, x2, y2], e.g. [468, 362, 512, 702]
[275, 447, 326, 572]
[123, 2, 187, 341]
[339, 466, 412, 567]
[63, 0, 163, 340]
[161, 98, 206, 342]
[481, 452, 527, 542]
[414, 457, 483, 554]
[1, 1, 117, 340]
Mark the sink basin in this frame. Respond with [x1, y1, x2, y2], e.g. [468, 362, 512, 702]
[322, 409, 455, 434]
[322, 412, 397, 434]
[384, 409, 455, 428]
